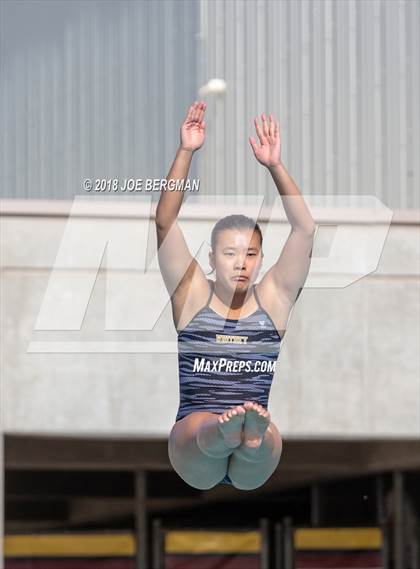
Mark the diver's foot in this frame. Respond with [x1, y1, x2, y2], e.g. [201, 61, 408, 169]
[242, 401, 271, 449]
[217, 405, 246, 448]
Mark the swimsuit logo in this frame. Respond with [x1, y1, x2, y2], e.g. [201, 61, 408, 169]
[259, 320, 266, 327]
[216, 334, 248, 344]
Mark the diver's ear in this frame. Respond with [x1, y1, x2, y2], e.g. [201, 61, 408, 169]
[208, 250, 215, 271]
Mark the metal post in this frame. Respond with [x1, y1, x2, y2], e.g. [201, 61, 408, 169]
[376, 475, 389, 569]
[152, 518, 163, 569]
[311, 483, 321, 526]
[283, 517, 293, 569]
[135, 470, 148, 569]
[375, 474, 385, 525]
[274, 522, 283, 569]
[407, 502, 419, 569]
[412, 521, 419, 569]
[380, 518, 389, 569]
[260, 517, 270, 569]
[393, 470, 404, 569]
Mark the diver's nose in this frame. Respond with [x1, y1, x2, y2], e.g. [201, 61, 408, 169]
[234, 255, 247, 269]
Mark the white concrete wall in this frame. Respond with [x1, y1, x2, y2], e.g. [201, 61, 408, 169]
[1, 199, 419, 439]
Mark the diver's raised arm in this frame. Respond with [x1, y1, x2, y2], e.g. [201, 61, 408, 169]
[249, 113, 315, 233]
[155, 101, 209, 303]
[155, 101, 206, 230]
[250, 113, 316, 305]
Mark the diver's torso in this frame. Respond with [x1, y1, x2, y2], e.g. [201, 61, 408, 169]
[175, 293, 282, 422]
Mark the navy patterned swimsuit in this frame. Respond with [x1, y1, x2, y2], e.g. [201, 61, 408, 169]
[175, 280, 282, 486]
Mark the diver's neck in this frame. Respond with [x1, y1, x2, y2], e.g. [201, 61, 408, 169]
[213, 280, 254, 309]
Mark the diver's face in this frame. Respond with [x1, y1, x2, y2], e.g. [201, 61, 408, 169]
[209, 228, 263, 291]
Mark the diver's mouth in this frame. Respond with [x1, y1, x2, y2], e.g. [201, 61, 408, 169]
[232, 276, 248, 282]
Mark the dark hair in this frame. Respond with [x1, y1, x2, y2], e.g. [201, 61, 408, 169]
[207, 214, 263, 276]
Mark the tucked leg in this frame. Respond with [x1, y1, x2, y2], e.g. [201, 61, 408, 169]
[228, 422, 283, 490]
[168, 406, 246, 490]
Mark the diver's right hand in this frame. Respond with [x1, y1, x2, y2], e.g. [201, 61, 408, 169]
[180, 101, 206, 152]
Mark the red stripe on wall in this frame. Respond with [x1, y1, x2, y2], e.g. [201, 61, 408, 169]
[165, 554, 260, 569]
[295, 551, 382, 568]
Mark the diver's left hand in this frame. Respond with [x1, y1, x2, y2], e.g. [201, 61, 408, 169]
[249, 113, 281, 168]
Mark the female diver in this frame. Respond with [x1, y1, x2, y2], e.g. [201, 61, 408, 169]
[155, 101, 315, 490]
